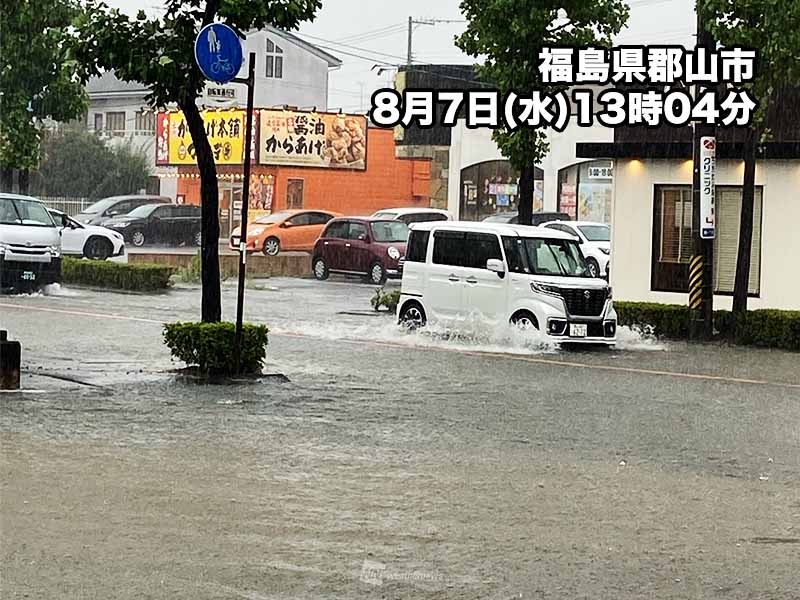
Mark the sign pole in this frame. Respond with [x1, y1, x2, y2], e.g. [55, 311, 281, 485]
[689, 6, 715, 341]
[232, 51, 256, 374]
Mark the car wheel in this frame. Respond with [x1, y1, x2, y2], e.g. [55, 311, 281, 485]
[369, 262, 386, 285]
[585, 258, 600, 278]
[131, 230, 146, 247]
[84, 236, 113, 260]
[312, 257, 329, 281]
[263, 237, 280, 256]
[510, 310, 539, 330]
[399, 301, 426, 330]
[193, 230, 202, 247]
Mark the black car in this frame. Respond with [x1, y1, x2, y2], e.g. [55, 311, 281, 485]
[73, 195, 171, 226]
[104, 203, 202, 247]
[482, 211, 572, 226]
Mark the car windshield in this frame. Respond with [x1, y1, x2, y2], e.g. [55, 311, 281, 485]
[371, 221, 409, 243]
[578, 224, 610, 242]
[0, 197, 56, 227]
[255, 210, 293, 225]
[81, 198, 119, 215]
[126, 204, 160, 218]
[522, 237, 588, 277]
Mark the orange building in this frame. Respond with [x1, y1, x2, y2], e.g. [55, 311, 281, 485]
[172, 127, 431, 238]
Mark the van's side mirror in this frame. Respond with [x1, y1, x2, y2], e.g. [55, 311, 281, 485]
[60, 214, 69, 227]
[486, 258, 505, 277]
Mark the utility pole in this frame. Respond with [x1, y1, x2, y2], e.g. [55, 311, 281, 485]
[689, 4, 716, 340]
[406, 17, 465, 64]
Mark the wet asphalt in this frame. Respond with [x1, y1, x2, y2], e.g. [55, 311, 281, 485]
[1, 278, 799, 599]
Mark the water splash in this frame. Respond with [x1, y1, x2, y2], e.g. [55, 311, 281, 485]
[41, 283, 80, 297]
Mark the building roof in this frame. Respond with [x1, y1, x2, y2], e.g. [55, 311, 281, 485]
[86, 71, 150, 98]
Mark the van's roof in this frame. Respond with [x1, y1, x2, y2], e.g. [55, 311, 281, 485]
[409, 220, 576, 240]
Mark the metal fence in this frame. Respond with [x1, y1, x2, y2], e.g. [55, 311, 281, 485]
[38, 196, 93, 216]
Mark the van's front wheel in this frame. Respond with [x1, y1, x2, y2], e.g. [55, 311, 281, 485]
[510, 310, 539, 330]
[399, 302, 426, 330]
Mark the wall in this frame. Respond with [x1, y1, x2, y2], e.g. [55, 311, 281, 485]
[447, 117, 614, 217]
[176, 128, 431, 216]
[611, 158, 800, 310]
[87, 96, 156, 170]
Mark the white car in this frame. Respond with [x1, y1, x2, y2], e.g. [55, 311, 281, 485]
[397, 221, 616, 345]
[48, 209, 126, 260]
[541, 220, 610, 279]
[371, 207, 453, 224]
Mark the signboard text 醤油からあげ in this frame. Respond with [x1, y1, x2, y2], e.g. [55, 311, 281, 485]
[156, 109, 247, 166]
[259, 110, 367, 170]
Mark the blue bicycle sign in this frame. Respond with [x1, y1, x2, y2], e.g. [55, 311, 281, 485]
[194, 23, 243, 84]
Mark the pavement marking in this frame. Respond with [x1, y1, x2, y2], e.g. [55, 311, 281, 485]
[3, 302, 799, 390]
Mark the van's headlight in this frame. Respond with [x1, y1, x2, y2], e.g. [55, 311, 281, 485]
[530, 281, 561, 297]
[388, 246, 400, 260]
[600, 247, 610, 255]
[48, 245, 61, 258]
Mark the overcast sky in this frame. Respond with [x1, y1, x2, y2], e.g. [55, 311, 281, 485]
[105, 0, 696, 111]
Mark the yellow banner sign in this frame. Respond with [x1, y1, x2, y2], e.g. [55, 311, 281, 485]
[258, 109, 367, 170]
[156, 109, 246, 166]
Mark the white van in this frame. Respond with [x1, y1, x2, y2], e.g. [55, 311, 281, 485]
[397, 221, 617, 344]
[0, 194, 62, 292]
[371, 207, 453, 224]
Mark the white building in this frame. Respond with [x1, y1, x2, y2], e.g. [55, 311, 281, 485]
[85, 26, 341, 198]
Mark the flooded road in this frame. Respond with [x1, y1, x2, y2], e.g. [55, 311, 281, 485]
[2, 279, 799, 599]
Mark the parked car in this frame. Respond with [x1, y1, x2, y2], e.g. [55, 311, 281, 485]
[371, 207, 453, 224]
[312, 217, 409, 284]
[396, 221, 616, 345]
[0, 193, 61, 292]
[103, 203, 202, 247]
[48, 209, 125, 260]
[541, 220, 610, 279]
[482, 211, 572, 226]
[73, 195, 171, 226]
[229, 209, 340, 256]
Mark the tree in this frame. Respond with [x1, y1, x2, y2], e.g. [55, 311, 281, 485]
[71, 0, 321, 322]
[0, 0, 87, 193]
[700, 0, 800, 315]
[31, 127, 151, 199]
[456, 1, 629, 225]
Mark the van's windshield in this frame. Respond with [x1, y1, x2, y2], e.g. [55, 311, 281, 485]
[523, 238, 587, 276]
[0, 197, 56, 227]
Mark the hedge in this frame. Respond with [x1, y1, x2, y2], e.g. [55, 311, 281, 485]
[615, 301, 800, 352]
[163, 321, 269, 375]
[63, 257, 174, 291]
[371, 288, 401, 312]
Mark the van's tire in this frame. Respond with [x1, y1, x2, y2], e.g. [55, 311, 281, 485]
[263, 237, 280, 256]
[585, 257, 600, 278]
[84, 236, 112, 260]
[368, 262, 386, 285]
[399, 301, 426, 330]
[312, 256, 329, 280]
[510, 310, 539, 330]
[131, 230, 146, 247]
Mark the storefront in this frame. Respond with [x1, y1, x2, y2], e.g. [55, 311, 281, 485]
[556, 159, 614, 223]
[458, 160, 544, 221]
[156, 108, 431, 233]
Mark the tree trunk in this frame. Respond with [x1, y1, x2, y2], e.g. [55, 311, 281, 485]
[1, 166, 12, 192]
[179, 98, 222, 323]
[732, 131, 757, 315]
[517, 163, 534, 226]
[18, 169, 30, 195]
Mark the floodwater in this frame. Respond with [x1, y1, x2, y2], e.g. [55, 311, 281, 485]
[1, 278, 799, 599]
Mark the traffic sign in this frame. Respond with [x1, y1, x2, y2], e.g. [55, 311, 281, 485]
[194, 23, 244, 84]
[700, 136, 716, 239]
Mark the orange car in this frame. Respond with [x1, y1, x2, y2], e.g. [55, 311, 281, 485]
[229, 209, 341, 256]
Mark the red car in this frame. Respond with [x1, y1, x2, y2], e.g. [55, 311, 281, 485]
[312, 217, 409, 284]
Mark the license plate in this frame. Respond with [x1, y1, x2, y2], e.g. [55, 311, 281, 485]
[21, 271, 36, 281]
[569, 323, 587, 338]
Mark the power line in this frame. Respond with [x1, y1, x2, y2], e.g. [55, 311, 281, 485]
[333, 23, 407, 44]
[294, 32, 408, 62]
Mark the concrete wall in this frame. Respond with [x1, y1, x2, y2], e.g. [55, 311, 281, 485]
[611, 158, 800, 310]
[447, 118, 614, 217]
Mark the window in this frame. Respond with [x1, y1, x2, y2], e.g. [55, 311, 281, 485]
[93, 113, 103, 132]
[307, 212, 333, 225]
[286, 179, 304, 209]
[406, 230, 430, 263]
[502, 236, 529, 274]
[153, 205, 175, 218]
[399, 213, 448, 224]
[265, 38, 284, 79]
[324, 221, 349, 239]
[347, 222, 368, 240]
[463, 232, 502, 269]
[105, 112, 126, 136]
[371, 221, 409, 243]
[432, 230, 467, 267]
[288, 213, 312, 226]
[135, 110, 156, 135]
[545, 223, 577, 236]
[651, 185, 762, 295]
